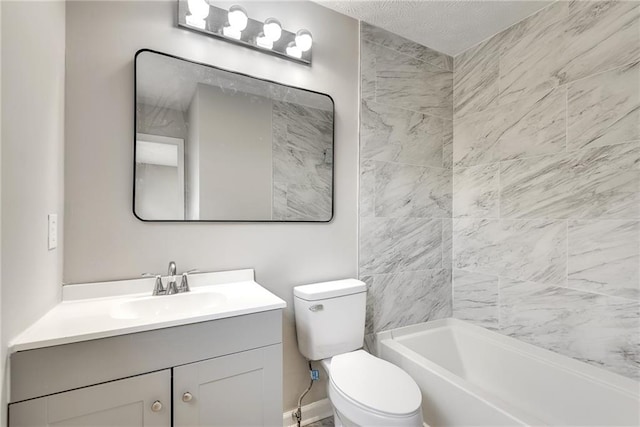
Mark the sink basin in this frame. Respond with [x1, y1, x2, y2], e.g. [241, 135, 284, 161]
[110, 292, 227, 320]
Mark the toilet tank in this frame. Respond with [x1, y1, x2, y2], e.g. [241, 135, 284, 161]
[294, 279, 367, 361]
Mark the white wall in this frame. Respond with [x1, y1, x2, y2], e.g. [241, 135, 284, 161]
[64, 1, 358, 411]
[1, 0, 66, 421]
[195, 84, 273, 220]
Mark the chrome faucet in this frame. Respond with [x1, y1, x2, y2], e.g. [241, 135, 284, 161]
[144, 262, 196, 296]
[166, 261, 179, 295]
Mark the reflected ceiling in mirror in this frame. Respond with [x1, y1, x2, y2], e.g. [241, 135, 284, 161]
[134, 50, 334, 222]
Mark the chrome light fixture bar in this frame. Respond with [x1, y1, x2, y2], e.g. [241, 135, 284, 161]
[178, 0, 313, 66]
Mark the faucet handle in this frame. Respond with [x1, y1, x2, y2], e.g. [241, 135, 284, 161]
[185, 269, 199, 274]
[179, 272, 192, 293]
[143, 273, 167, 296]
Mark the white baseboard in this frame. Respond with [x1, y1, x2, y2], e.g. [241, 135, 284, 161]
[283, 398, 333, 427]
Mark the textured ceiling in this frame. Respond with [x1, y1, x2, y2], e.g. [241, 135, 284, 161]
[316, 0, 553, 56]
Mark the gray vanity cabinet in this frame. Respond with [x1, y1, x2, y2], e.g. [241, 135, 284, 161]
[173, 345, 282, 426]
[8, 310, 283, 427]
[9, 370, 171, 427]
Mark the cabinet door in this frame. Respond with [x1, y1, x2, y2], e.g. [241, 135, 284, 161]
[9, 370, 171, 427]
[174, 344, 282, 427]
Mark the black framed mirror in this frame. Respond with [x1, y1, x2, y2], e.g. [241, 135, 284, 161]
[134, 49, 334, 222]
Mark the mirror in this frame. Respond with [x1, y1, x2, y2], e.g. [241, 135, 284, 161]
[134, 50, 334, 222]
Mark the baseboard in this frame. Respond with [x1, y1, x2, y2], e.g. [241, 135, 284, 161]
[283, 398, 332, 427]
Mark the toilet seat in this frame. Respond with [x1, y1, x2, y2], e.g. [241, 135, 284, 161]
[329, 350, 422, 417]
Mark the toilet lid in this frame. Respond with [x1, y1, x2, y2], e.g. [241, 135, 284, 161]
[329, 350, 422, 416]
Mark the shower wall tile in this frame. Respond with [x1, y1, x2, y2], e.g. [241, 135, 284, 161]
[273, 184, 331, 221]
[560, 1, 640, 85]
[360, 217, 442, 275]
[361, 40, 378, 102]
[272, 102, 333, 220]
[500, 142, 640, 220]
[498, 1, 569, 104]
[137, 103, 187, 139]
[453, 39, 500, 118]
[568, 220, 640, 301]
[451, 0, 640, 381]
[442, 219, 452, 270]
[453, 87, 566, 167]
[567, 62, 640, 151]
[453, 269, 499, 330]
[374, 161, 451, 218]
[359, 160, 375, 218]
[363, 269, 452, 334]
[360, 23, 453, 334]
[375, 51, 453, 119]
[272, 182, 287, 220]
[272, 145, 331, 188]
[361, 99, 444, 168]
[442, 119, 453, 169]
[361, 22, 452, 71]
[500, 277, 640, 380]
[453, 162, 499, 218]
[453, 219, 567, 286]
[273, 100, 333, 127]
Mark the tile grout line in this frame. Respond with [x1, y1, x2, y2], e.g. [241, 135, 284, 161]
[454, 137, 639, 170]
[454, 267, 639, 304]
[361, 33, 452, 71]
[455, 57, 640, 125]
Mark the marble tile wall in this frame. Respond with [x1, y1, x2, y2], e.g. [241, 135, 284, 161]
[451, 0, 640, 380]
[271, 101, 333, 220]
[359, 22, 453, 338]
[137, 103, 187, 139]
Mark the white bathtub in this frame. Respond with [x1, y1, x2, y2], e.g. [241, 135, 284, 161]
[378, 318, 640, 426]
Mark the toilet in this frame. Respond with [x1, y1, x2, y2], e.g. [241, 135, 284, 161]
[294, 279, 423, 427]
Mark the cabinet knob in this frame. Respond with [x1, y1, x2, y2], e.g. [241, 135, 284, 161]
[182, 392, 193, 402]
[151, 400, 163, 412]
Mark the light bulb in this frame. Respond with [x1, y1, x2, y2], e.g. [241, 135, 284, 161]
[295, 29, 313, 52]
[227, 5, 248, 31]
[256, 33, 273, 49]
[263, 18, 282, 42]
[187, 0, 209, 20]
[223, 25, 242, 40]
[286, 41, 302, 59]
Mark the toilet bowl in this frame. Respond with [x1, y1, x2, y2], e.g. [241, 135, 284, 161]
[293, 279, 424, 427]
[321, 351, 423, 426]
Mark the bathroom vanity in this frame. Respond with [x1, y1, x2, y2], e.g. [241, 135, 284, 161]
[8, 269, 286, 427]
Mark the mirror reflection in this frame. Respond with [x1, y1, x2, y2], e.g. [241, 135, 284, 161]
[134, 50, 334, 222]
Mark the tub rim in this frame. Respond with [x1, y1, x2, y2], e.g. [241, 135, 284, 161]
[378, 317, 639, 398]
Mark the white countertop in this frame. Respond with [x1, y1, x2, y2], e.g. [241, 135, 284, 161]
[10, 269, 286, 352]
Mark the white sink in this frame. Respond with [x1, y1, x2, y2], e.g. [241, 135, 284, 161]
[110, 292, 227, 320]
[10, 269, 287, 352]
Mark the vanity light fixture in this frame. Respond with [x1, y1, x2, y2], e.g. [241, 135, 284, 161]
[227, 5, 248, 31]
[256, 33, 274, 50]
[177, 0, 313, 65]
[186, 0, 210, 29]
[295, 29, 313, 52]
[223, 26, 242, 40]
[285, 41, 302, 59]
[263, 18, 282, 42]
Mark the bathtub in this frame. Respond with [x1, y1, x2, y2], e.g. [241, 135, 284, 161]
[377, 318, 640, 426]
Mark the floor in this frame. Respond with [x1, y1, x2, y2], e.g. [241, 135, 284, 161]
[307, 417, 334, 427]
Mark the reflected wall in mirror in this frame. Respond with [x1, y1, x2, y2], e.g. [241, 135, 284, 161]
[134, 50, 334, 222]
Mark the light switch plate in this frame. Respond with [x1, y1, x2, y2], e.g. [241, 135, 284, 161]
[48, 214, 58, 250]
